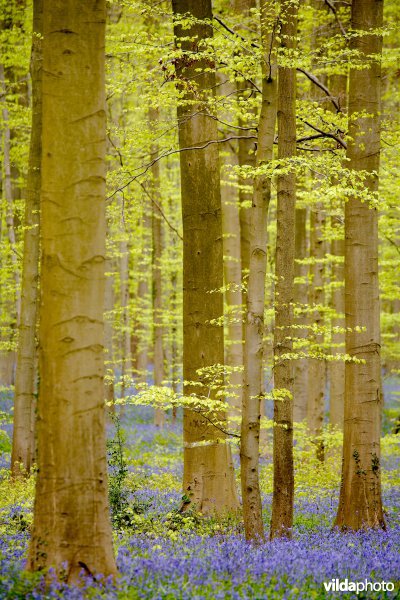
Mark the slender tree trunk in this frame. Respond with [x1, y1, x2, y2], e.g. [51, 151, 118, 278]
[11, 0, 42, 478]
[119, 228, 130, 400]
[0, 64, 21, 323]
[172, 0, 238, 515]
[218, 78, 243, 419]
[293, 207, 308, 421]
[270, 0, 297, 540]
[328, 57, 348, 429]
[150, 108, 166, 427]
[330, 220, 345, 427]
[335, 0, 385, 531]
[240, 0, 277, 542]
[233, 0, 257, 320]
[136, 209, 151, 383]
[104, 258, 115, 407]
[307, 205, 326, 460]
[28, 0, 117, 579]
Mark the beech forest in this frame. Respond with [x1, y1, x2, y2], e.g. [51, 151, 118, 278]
[0, 0, 399, 598]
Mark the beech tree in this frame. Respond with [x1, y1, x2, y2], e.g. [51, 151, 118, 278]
[270, 0, 298, 540]
[240, 0, 277, 542]
[172, 0, 238, 515]
[335, 0, 385, 531]
[28, 0, 117, 579]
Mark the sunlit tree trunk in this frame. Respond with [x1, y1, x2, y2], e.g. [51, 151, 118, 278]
[270, 0, 297, 540]
[28, 0, 117, 579]
[335, 0, 385, 531]
[11, 0, 42, 477]
[172, 0, 238, 515]
[240, 0, 277, 542]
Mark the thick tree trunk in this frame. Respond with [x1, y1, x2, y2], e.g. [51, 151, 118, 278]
[28, 0, 117, 579]
[293, 207, 308, 421]
[11, 0, 42, 477]
[172, 0, 238, 515]
[240, 0, 277, 542]
[270, 0, 297, 540]
[335, 0, 385, 531]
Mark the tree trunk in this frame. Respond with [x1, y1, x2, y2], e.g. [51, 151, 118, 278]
[119, 229, 130, 400]
[335, 0, 385, 531]
[218, 78, 243, 419]
[136, 209, 151, 383]
[293, 207, 308, 422]
[240, 0, 277, 542]
[330, 217, 345, 427]
[150, 107, 165, 427]
[307, 205, 326, 460]
[270, 0, 297, 540]
[0, 63, 21, 324]
[11, 0, 42, 478]
[233, 0, 257, 322]
[28, 0, 117, 579]
[172, 0, 238, 515]
[328, 51, 348, 429]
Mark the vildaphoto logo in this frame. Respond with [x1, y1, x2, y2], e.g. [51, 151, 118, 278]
[323, 579, 395, 594]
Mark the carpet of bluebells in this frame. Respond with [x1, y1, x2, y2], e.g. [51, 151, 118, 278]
[0, 385, 399, 599]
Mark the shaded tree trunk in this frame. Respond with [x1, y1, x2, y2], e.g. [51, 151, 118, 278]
[335, 0, 385, 531]
[28, 0, 117, 579]
[270, 0, 297, 540]
[172, 0, 238, 515]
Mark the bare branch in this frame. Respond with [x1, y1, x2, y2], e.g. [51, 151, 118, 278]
[297, 68, 340, 112]
[303, 120, 347, 149]
[324, 0, 348, 37]
[107, 135, 257, 201]
[139, 181, 183, 241]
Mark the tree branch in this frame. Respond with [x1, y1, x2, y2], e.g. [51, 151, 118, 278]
[323, 0, 348, 37]
[107, 135, 257, 201]
[303, 120, 347, 149]
[297, 68, 340, 112]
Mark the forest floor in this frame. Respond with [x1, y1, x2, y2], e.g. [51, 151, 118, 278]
[0, 387, 399, 599]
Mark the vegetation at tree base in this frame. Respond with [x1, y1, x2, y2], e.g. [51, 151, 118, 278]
[0, 0, 399, 597]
